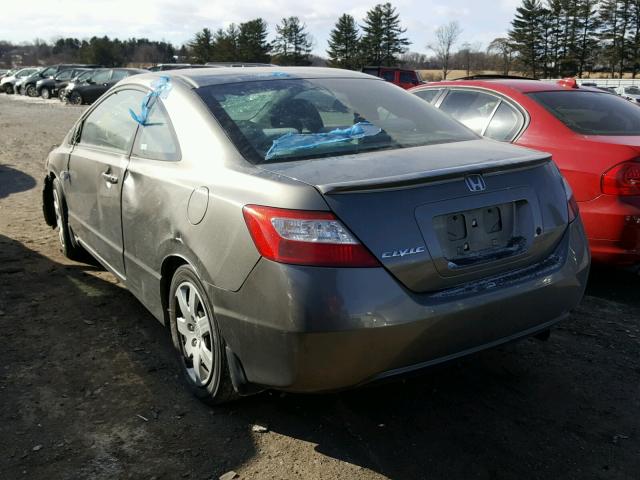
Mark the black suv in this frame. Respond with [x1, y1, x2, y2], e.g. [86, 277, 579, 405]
[64, 68, 147, 105]
[21, 64, 101, 97]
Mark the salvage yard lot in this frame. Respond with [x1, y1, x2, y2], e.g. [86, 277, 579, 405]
[0, 94, 639, 480]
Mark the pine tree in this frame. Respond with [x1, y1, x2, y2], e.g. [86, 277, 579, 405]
[575, 0, 600, 77]
[237, 18, 271, 63]
[380, 3, 410, 65]
[509, 0, 546, 77]
[327, 14, 361, 69]
[188, 28, 214, 64]
[361, 3, 410, 66]
[211, 24, 239, 62]
[272, 17, 313, 65]
[600, 0, 622, 76]
[629, 0, 640, 76]
[360, 5, 385, 65]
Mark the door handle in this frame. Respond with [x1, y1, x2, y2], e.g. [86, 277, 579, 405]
[101, 171, 118, 184]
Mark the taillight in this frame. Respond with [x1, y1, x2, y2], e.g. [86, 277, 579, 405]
[562, 178, 579, 223]
[242, 205, 379, 267]
[601, 160, 640, 196]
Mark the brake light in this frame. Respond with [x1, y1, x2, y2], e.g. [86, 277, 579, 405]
[601, 160, 640, 196]
[562, 178, 579, 223]
[242, 205, 379, 267]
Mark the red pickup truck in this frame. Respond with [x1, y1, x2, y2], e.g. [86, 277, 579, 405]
[362, 66, 423, 89]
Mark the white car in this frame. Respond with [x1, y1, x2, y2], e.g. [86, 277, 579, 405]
[616, 86, 640, 104]
[0, 67, 39, 94]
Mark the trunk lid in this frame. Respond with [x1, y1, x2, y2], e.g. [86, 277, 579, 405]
[259, 140, 570, 292]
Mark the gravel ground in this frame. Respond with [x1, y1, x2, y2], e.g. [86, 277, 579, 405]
[0, 93, 639, 480]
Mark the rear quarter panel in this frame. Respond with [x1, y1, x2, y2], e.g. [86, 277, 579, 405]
[120, 81, 327, 321]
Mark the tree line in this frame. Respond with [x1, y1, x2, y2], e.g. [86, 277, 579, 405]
[0, 37, 177, 68]
[0, 2, 411, 69]
[5, 1, 640, 79]
[509, 0, 640, 78]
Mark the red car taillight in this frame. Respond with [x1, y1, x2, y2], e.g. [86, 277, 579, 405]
[242, 205, 379, 267]
[562, 178, 579, 223]
[601, 160, 640, 196]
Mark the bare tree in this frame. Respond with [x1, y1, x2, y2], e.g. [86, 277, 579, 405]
[487, 37, 514, 75]
[428, 21, 462, 79]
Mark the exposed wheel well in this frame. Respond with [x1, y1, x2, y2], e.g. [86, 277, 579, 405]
[42, 172, 56, 227]
[160, 256, 189, 326]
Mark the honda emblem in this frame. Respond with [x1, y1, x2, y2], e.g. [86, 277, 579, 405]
[465, 174, 486, 192]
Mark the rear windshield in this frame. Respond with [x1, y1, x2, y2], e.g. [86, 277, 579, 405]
[529, 91, 640, 135]
[196, 77, 476, 163]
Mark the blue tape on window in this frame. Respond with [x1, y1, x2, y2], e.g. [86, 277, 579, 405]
[265, 121, 382, 160]
[129, 76, 172, 126]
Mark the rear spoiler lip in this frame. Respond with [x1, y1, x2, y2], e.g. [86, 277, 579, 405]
[317, 155, 551, 194]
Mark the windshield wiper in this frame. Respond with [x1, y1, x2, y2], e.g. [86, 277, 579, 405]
[265, 121, 382, 160]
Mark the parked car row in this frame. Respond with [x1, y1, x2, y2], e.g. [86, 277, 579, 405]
[0, 64, 146, 105]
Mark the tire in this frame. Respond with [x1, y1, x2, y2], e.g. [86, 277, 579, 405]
[68, 92, 82, 105]
[26, 84, 37, 97]
[169, 265, 237, 404]
[41, 88, 50, 100]
[5, 84, 14, 94]
[52, 178, 85, 261]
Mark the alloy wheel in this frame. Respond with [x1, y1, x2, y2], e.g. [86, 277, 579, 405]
[174, 281, 215, 386]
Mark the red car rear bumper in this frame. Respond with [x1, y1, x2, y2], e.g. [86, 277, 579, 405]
[580, 194, 640, 266]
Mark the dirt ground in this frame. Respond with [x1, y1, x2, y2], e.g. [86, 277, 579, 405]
[0, 94, 639, 480]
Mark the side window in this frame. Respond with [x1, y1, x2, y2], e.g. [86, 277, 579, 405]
[132, 102, 180, 161]
[413, 89, 441, 104]
[111, 70, 129, 82]
[399, 72, 417, 84]
[79, 89, 145, 152]
[439, 90, 500, 134]
[56, 70, 73, 81]
[91, 70, 112, 84]
[485, 102, 525, 142]
[381, 71, 395, 82]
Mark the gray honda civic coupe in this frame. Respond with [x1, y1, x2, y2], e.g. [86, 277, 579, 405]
[42, 67, 590, 403]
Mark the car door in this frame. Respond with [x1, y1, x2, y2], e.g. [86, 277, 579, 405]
[121, 98, 182, 318]
[65, 88, 145, 278]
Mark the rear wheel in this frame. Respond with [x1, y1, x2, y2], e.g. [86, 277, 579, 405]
[41, 87, 50, 99]
[52, 178, 85, 260]
[169, 265, 237, 404]
[68, 92, 82, 105]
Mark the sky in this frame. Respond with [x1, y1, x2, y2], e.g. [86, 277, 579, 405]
[1, 0, 521, 55]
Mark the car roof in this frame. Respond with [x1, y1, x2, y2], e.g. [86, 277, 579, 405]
[124, 67, 380, 89]
[416, 78, 603, 94]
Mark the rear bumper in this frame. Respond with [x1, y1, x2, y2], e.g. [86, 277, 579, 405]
[208, 219, 590, 393]
[580, 194, 640, 266]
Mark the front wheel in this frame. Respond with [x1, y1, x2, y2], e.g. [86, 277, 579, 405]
[26, 84, 37, 97]
[41, 88, 51, 99]
[68, 92, 82, 105]
[52, 178, 85, 260]
[169, 265, 237, 404]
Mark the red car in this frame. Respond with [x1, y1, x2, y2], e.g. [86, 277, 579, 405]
[362, 66, 422, 89]
[410, 78, 640, 268]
